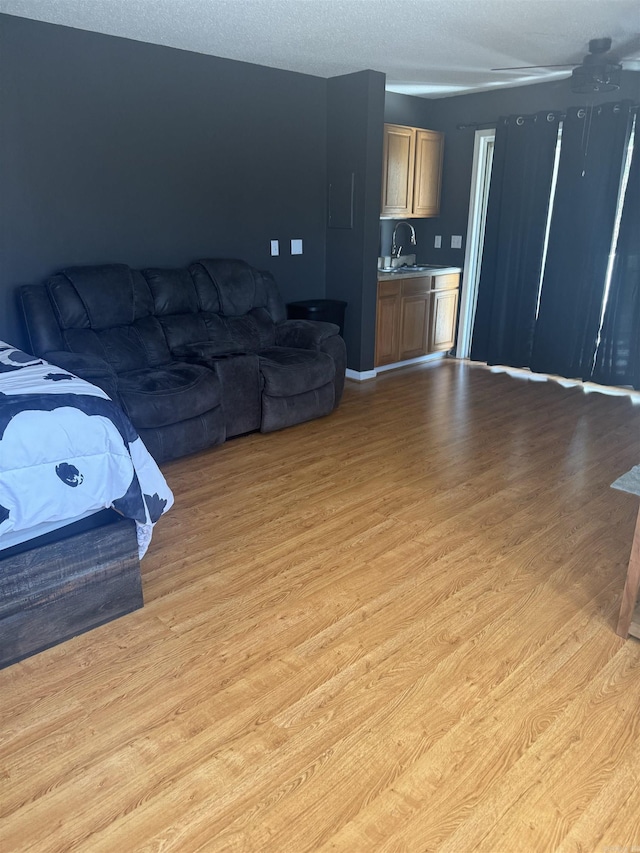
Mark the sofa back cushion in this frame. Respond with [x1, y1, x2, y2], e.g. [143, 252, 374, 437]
[142, 268, 200, 316]
[191, 259, 257, 316]
[143, 261, 280, 356]
[190, 259, 286, 323]
[48, 265, 154, 330]
[45, 265, 170, 372]
[141, 267, 208, 352]
[259, 270, 287, 324]
[157, 313, 210, 352]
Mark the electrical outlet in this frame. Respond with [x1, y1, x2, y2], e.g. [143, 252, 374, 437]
[270, 240, 279, 256]
[451, 235, 463, 249]
[434, 235, 442, 248]
[291, 239, 303, 255]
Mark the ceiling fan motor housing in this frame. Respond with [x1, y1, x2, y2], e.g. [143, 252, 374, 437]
[587, 37, 613, 56]
[571, 61, 622, 93]
[571, 35, 622, 92]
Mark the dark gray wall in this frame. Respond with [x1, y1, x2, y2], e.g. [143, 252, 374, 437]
[0, 14, 328, 349]
[3, 12, 636, 367]
[383, 73, 640, 268]
[326, 71, 386, 372]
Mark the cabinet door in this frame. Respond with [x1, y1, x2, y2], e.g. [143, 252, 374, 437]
[381, 125, 415, 217]
[429, 288, 459, 352]
[399, 294, 430, 360]
[375, 285, 401, 366]
[413, 129, 444, 217]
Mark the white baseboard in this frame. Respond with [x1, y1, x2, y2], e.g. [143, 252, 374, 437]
[375, 352, 447, 373]
[345, 368, 377, 381]
[345, 352, 447, 382]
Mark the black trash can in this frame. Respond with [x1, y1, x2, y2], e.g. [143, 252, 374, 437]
[287, 299, 347, 337]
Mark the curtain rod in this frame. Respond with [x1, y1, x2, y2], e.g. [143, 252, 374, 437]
[457, 121, 497, 130]
[457, 102, 639, 130]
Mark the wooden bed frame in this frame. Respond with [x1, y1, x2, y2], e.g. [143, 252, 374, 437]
[0, 513, 143, 668]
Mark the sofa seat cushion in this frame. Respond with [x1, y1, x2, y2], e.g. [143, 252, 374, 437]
[118, 362, 222, 429]
[258, 347, 335, 398]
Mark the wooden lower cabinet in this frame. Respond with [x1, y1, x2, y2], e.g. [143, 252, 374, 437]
[375, 273, 460, 368]
[429, 287, 459, 352]
[375, 281, 401, 366]
[399, 293, 430, 361]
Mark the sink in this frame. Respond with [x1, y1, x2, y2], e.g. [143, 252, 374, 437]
[406, 264, 443, 271]
[379, 264, 443, 274]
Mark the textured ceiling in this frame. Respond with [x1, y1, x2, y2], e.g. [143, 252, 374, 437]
[1, 0, 639, 98]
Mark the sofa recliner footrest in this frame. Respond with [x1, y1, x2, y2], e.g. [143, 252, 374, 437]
[261, 383, 335, 433]
[258, 347, 335, 398]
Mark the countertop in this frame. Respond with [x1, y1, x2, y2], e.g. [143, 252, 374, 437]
[377, 266, 462, 280]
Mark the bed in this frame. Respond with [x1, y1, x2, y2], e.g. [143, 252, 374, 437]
[0, 341, 174, 667]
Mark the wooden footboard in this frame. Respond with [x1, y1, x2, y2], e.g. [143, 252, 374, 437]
[0, 517, 142, 668]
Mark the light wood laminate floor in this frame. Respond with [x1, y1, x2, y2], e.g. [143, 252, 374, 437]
[2, 360, 640, 852]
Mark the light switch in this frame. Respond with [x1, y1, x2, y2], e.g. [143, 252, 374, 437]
[291, 239, 303, 255]
[434, 235, 442, 248]
[451, 235, 462, 249]
[270, 240, 279, 256]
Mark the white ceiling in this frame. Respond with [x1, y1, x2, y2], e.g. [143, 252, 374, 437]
[1, 0, 639, 98]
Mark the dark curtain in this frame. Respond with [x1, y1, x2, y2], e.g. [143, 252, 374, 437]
[530, 102, 634, 379]
[592, 123, 640, 390]
[471, 111, 559, 367]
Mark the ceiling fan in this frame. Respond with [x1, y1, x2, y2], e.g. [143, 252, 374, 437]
[493, 37, 636, 94]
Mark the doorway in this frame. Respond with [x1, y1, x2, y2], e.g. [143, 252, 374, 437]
[455, 129, 495, 359]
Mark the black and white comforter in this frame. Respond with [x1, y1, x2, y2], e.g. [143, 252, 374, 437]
[0, 342, 173, 558]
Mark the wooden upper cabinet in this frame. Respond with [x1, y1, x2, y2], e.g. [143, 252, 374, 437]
[413, 130, 444, 217]
[381, 124, 415, 217]
[381, 124, 444, 218]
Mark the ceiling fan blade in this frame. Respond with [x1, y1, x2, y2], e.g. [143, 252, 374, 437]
[491, 35, 640, 76]
[608, 33, 640, 61]
[491, 64, 575, 71]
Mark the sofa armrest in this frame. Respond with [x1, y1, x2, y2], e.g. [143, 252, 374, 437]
[275, 319, 340, 350]
[43, 350, 119, 399]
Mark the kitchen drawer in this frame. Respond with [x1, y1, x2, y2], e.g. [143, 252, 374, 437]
[401, 277, 431, 297]
[378, 280, 401, 298]
[432, 273, 460, 291]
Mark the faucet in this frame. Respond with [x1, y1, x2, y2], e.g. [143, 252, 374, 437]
[391, 220, 417, 259]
